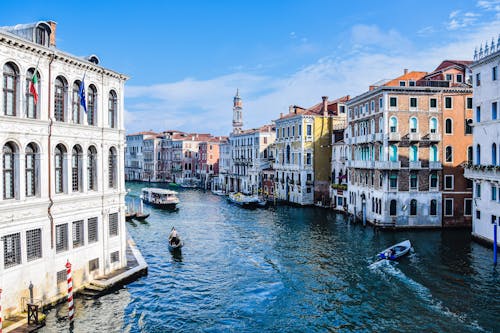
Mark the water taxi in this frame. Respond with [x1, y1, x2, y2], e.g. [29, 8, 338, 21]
[141, 188, 180, 210]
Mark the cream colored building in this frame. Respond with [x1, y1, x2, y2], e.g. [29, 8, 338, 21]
[0, 21, 128, 315]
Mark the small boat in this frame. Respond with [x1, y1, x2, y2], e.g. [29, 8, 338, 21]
[377, 240, 412, 260]
[125, 203, 136, 221]
[141, 187, 180, 210]
[227, 192, 259, 209]
[211, 189, 226, 196]
[134, 199, 150, 221]
[256, 197, 268, 208]
[168, 227, 183, 251]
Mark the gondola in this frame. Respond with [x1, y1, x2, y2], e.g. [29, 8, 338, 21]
[168, 227, 183, 251]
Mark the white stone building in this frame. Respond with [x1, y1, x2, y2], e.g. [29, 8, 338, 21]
[465, 39, 500, 246]
[0, 21, 128, 315]
[125, 131, 156, 181]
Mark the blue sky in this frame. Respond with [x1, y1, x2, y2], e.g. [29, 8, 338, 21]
[2, 1, 500, 135]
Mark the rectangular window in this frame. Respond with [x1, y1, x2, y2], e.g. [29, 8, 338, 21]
[492, 186, 497, 201]
[446, 74, 452, 81]
[493, 66, 497, 81]
[444, 175, 454, 190]
[444, 198, 454, 216]
[476, 210, 481, 220]
[389, 174, 398, 189]
[476, 183, 481, 198]
[379, 98, 383, 109]
[26, 229, 42, 262]
[410, 173, 418, 190]
[110, 251, 119, 263]
[430, 200, 437, 216]
[467, 97, 472, 109]
[445, 97, 452, 109]
[464, 199, 472, 216]
[390, 97, 397, 108]
[306, 124, 312, 136]
[55, 224, 68, 253]
[109, 212, 119, 237]
[72, 220, 84, 248]
[492, 102, 497, 120]
[476, 73, 481, 86]
[3, 233, 21, 268]
[87, 217, 98, 244]
[430, 174, 438, 189]
[298, 124, 302, 136]
[409, 80, 415, 86]
[430, 98, 437, 109]
[456, 74, 463, 83]
[57, 269, 66, 283]
[89, 258, 99, 272]
[399, 81, 406, 87]
[306, 153, 311, 165]
[476, 106, 481, 122]
[371, 101, 375, 111]
[410, 97, 417, 109]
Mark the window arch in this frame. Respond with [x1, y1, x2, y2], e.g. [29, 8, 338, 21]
[3, 62, 19, 116]
[390, 117, 398, 133]
[430, 199, 437, 216]
[3, 142, 17, 199]
[492, 143, 497, 166]
[389, 145, 398, 162]
[445, 146, 453, 163]
[25, 143, 39, 197]
[108, 147, 117, 188]
[26, 68, 40, 119]
[476, 144, 481, 165]
[430, 117, 438, 133]
[87, 84, 97, 126]
[410, 199, 417, 216]
[55, 144, 66, 193]
[286, 145, 291, 164]
[410, 145, 418, 162]
[409, 117, 418, 133]
[87, 146, 97, 190]
[430, 145, 438, 162]
[390, 199, 397, 216]
[72, 145, 83, 192]
[72, 81, 82, 124]
[54, 76, 67, 122]
[445, 118, 453, 134]
[108, 90, 117, 128]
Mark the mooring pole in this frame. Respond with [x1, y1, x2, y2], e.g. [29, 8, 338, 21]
[66, 260, 74, 324]
[494, 223, 498, 266]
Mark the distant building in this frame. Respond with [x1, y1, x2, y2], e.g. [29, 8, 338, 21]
[330, 126, 348, 213]
[347, 63, 472, 228]
[465, 39, 500, 246]
[198, 136, 227, 189]
[125, 131, 156, 181]
[274, 96, 349, 206]
[0, 21, 128, 315]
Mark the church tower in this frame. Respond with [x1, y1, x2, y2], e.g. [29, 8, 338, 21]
[232, 89, 243, 134]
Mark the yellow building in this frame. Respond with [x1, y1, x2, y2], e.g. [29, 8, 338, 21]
[274, 96, 349, 205]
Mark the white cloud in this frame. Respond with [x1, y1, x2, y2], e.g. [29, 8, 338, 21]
[446, 10, 480, 30]
[125, 20, 500, 136]
[350, 24, 412, 51]
[417, 26, 435, 36]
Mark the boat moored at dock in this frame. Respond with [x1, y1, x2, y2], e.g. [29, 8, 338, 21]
[228, 192, 260, 209]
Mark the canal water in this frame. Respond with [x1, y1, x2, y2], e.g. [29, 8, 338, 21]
[41, 182, 499, 332]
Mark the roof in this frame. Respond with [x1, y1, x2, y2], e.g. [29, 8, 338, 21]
[278, 95, 350, 120]
[127, 131, 158, 137]
[383, 71, 427, 87]
[433, 60, 472, 72]
[141, 188, 178, 195]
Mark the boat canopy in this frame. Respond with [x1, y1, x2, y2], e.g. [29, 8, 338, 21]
[142, 188, 178, 195]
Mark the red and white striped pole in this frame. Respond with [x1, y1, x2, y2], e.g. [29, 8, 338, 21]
[66, 260, 74, 324]
[0, 288, 3, 333]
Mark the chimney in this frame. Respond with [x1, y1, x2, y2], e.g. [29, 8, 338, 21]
[48, 20, 57, 47]
[322, 96, 328, 116]
[404, 68, 408, 75]
[280, 112, 283, 118]
[289, 105, 293, 114]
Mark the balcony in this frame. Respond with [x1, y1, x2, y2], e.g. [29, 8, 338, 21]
[374, 133, 383, 142]
[347, 160, 375, 169]
[409, 161, 422, 169]
[408, 132, 420, 141]
[388, 132, 401, 141]
[464, 164, 500, 182]
[427, 132, 440, 142]
[428, 161, 442, 169]
[375, 161, 401, 169]
[416, 80, 450, 87]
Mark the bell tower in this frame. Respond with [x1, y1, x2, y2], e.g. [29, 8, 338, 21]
[232, 89, 243, 134]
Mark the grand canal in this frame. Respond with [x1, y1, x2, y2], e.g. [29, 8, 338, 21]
[41, 182, 499, 332]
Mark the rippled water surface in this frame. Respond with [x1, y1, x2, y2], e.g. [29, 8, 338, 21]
[41, 182, 500, 332]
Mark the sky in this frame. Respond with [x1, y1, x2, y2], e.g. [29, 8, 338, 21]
[2, 0, 500, 135]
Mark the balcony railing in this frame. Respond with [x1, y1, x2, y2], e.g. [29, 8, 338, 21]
[464, 163, 500, 181]
[416, 80, 450, 87]
[427, 133, 440, 141]
[374, 161, 401, 169]
[428, 161, 442, 169]
[408, 132, 420, 141]
[388, 132, 401, 141]
[374, 133, 383, 142]
[409, 161, 422, 169]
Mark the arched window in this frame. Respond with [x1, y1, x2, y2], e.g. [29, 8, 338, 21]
[108, 147, 117, 188]
[390, 117, 398, 133]
[445, 118, 453, 134]
[87, 146, 97, 190]
[410, 199, 417, 216]
[371, 119, 375, 134]
[389, 145, 398, 162]
[54, 76, 67, 122]
[87, 84, 97, 126]
[467, 146, 473, 163]
[72, 81, 82, 124]
[108, 90, 117, 128]
[430, 145, 438, 162]
[445, 146, 453, 163]
[379, 117, 383, 133]
[492, 143, 497, 165]
[430, 117, 438, 133]
[3, 63, 18, 116]
[390, 199, 397, 216]
[26, 68, 40, 119]
[409, 117, 418, 133]
[3, 142, 17, 199]
[476, 144, 481, 165]
[55, 144, 66, 193]
[25, 143, 38, 197]
[410, 145, 418, 162]
[286, 145, 291, 164]
[430, 199, 437, 216]
[72, 145, 82, 192]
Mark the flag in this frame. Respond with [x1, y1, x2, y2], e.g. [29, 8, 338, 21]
[79, 75, 87, 113]
[29, 71, 38, 104]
